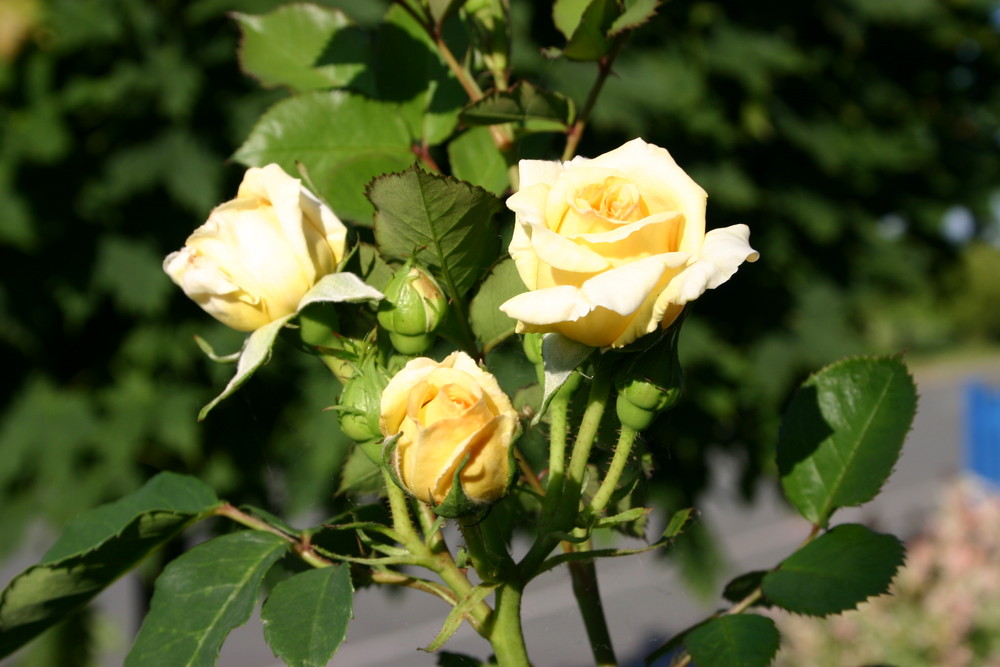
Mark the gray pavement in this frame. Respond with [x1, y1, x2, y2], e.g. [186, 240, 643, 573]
[3, 354, 1000, 666]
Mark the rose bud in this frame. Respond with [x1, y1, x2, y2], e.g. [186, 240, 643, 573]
[377, 261, 447, 355]
[379, 352, 520, 517]
[163, 164, 347, 332]
[499, 138, 759, 348]
[615, 324, 684, 431]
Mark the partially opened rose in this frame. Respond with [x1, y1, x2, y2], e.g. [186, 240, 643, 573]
[163, 164, 347, 332]
[499, 138, 759, 348]
[379, 352, 519, 512]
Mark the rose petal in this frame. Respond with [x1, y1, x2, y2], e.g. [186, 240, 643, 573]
[588, 138, 707, 255]
[660, 224, 759, 304]
[527, 223, 611, 274]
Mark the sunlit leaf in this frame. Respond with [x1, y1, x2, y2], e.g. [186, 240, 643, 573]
[777, 356, 916, 526]
[125, 532, 289, 667]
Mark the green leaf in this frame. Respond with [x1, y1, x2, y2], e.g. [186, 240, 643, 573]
[44, 473, 219, 562]
[722, 570, 768, 605]
[534, 333, 593, 425]
[762, 523, 905, 616]
[469, 259, 525, 351]
[608, 0, 661, 36]
[552, 0, 593, 40]
[261, 566, 353, 667]
[125, 531, 290, 667]
[198, 273, 382, 420]
[369, 166, 502, 299]
[683, 614, 780, 667]
[337, 444, 385, 495]
[777, 355, 917, 526]
[459, 82, 575, 130]
[233, 90, 415, 223]
[560, 0, 618, 61]
[447, 127, 509, 195]
[235, 5, 369, 92]
[372, 6, 465, 146]
[0, 473, 220, 658]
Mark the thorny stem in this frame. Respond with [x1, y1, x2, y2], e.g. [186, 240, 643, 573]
[519, 364, 613, 578]
[588, 425, 639, 516]
[562, 35, 627, 162]
[566, 538, 618, 666]
[213, 504, 332, 570]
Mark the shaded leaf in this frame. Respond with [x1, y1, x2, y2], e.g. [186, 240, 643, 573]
[459, 82, 575, 130]
[0, 474, 220, 658]
[722, 570, 768, 606]
[777, 356, 917, 526]
[369, 166, 502, 299]
[447, 127, 509, 195]
[372, 6, 465, 146]
[125, 532, 290, 667]
[762, 523, 905, 616]
[261, 566, 353, 667]
[235, 5, 369, 92]
[469, 259, 525, 351]
[233, 91, 415, 223]
[683, 614, 780, 667]
[560, 0, 618, 61]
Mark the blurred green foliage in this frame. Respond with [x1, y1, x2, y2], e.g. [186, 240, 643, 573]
[2, 0, 999, 647]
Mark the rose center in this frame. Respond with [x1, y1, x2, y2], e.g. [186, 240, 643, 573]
[418, 382, 479, 424]
[572, 177, 646, 223]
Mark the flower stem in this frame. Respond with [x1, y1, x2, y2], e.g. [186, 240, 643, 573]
[519, 365, 612, 578]
[562, 35, 627, 162]
[566, 541, 617, 666]
[557, 364, 613, 531]
[588, 426, 639, 516]
[489, 581, 531, 666]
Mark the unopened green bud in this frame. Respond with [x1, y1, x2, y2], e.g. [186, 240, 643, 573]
[377, 262, 447, 354]
[614, 325, 684, 431]
[336, 359, 389, 444]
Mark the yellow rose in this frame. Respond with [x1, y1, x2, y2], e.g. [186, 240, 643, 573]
[379, 352, 519, 508]
[499, 138, 759, 348]
[163, 164, 347, 332]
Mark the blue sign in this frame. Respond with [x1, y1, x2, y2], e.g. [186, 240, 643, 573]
[967, 382, 1000, 484]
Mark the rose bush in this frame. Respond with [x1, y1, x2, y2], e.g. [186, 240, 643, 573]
[499, 138, 759, 347]
[379, 351, 519, 510]
[163, 163, 348, 331]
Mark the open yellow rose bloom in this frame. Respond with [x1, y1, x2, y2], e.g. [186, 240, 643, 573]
[500, 138, 759, 347]
[380, 352, 519, 507]
[163, 164, 347, 332]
